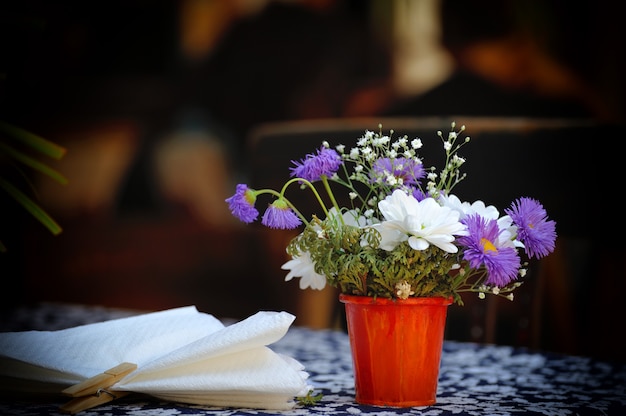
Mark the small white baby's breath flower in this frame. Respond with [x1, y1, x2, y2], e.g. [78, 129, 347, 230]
[349, 192, 358, 200]
[322, 140, 330, 148]
[336, 144, 345, 153]
[453, 154, 465, 163]
[411, 138, 423, 149]
[444, 141, 452, 151]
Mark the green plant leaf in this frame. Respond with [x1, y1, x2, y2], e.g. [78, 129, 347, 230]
[0, 121, 66, 160]
[296, 390, 323, 406]
[0, 178, 62, 236]
[0, 142, 68, 184]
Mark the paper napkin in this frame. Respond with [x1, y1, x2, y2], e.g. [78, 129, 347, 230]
[0, 306, 311, 410]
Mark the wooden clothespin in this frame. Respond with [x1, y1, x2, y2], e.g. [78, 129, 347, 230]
[59, 362, 137, 414]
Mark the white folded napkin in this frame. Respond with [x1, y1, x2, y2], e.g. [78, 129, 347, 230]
[0, 306, 311, 410]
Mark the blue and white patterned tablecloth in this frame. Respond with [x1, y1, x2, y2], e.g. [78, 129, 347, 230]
[1, 303, 625, 415]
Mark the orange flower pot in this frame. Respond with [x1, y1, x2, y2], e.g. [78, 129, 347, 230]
[339, 294, 452, 407]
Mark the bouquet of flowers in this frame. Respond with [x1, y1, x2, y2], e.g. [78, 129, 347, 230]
[226, 122, 556, 304]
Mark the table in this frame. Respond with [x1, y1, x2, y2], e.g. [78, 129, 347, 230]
[1, 303, 625, 415]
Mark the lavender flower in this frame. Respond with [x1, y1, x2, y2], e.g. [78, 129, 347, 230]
[411, 187, 428, 201]
[290, 146, 342, 182]
[505, 197, 557, 259]
[458, 214, 521, 287]
[370, 157, 425, 187]
[225, 184, 258, 223]
[262, 199, 302, 230]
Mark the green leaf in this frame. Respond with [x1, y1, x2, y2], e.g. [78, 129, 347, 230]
[296, 390, 323, 406]
[0, 142, 68, 185]
[0, 121, 66, 160]
[0, 178, 62, 236]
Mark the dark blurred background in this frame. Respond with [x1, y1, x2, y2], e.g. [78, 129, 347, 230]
[1, 0, 625, 362]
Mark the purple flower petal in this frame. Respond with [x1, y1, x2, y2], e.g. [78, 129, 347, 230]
[262, 199, 302, 229]
[505, 197, 557, 259]
[370, 157, 425, 187]
[458, 214, 521, 287]
[290, 146, 342, 182]
[225, 184, 258, 223]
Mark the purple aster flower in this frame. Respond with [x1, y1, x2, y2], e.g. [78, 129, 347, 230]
[505, 197, 557, 259]
[289, 146, 342, 182]
[370, 157, 425, 187]
[225, 184, 258, 223]
[458, 214, 521, 287]
[410, 187, 428, 201]
[261, 199, 302, 230]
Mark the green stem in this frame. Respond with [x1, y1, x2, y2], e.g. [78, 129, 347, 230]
[280, 177, 330, 217]
[255, 177, 332, 227]
[255, 189, 308, 227]
[320, 175, 344, 226]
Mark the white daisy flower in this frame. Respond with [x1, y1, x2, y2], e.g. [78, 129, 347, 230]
[281, 252, 326, 290]
[372, 190, 467, 253]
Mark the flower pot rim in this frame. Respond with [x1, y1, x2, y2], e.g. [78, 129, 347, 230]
[339, 293, 453, 306]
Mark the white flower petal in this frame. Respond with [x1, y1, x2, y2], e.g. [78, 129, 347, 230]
[281, 252, 326, 290]
[376, 190, 466, 253]
[407, 236, 429, 251]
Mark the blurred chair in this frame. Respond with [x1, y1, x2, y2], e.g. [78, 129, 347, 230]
[245, 116, 620, 356]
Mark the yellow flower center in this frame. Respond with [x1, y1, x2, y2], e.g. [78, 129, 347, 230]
[481, 238, 497, 254]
